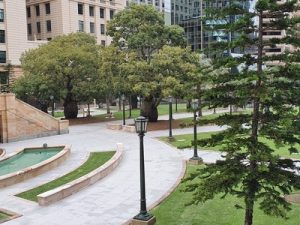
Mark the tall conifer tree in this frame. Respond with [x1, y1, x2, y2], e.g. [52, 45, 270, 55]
[186, 1, 300, 225]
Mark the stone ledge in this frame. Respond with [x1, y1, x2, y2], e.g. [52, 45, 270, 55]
[122, 125, 135, 133]
[37, 143, 124, 206]
[106, 123, 123, 130]
[0, 148, 5, 157]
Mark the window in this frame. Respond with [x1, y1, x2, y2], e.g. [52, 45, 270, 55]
[0, 30, 4, 43]
[0, 9, 4, 22]
[100, 24, 105, 35]
[45, 3, 51, 14]
[109, 10, 114, 19]
[78, 20, 84, 32]
[0, 51, 6, 63]
[89, 6, 94, 17]
[37, 22, 41, 33]
[101, 40, 106, 46]
[27, 7, 31, 17]
[27, 24, 32, 35]
[35, 5, 40, 16]
[90, 22, 95, 33]
[0, 72, 8, 85]
[47, 38, 52, 41]
[100, 8, 105, 18]
[46, 20, 51, 32]
[78, 3, 83, 15]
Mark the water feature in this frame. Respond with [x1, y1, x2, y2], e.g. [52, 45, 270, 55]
[0, 147, 63, 176]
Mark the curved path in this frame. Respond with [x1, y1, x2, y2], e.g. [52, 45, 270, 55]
[0, 114, 223, 225]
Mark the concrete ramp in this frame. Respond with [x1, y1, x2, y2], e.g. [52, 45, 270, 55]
[0, 93, 68, 143]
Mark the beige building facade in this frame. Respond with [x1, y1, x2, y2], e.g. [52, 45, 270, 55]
[0, 0, 45, 89]
[26, 0, 125, 46]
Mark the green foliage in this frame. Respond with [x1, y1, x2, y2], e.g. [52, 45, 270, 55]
[13, 33, 98, 118]
[152, 164, 300, 225]
[16, 151, 115, 202]
[186, 1, 300, 224]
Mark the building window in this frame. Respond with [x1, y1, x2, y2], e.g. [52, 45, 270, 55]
[78, 3, 83, 15]
[27, 24, 32, 35]
[37, 22, 41, 33]
[0, 51, 6, 63]
[45, 3, 51, 14]
[35, 5, 40, 17]
[100, 24, 105, 35]
[0, 72, 8, 85]
[101, 40, 106, 46]
[100, 8, 105, 18]
[78, 20, 84, 32]
[89, 6, 94, 17]
[47, 38, 52, 41]
[46, 20, 52, 32]
[27, 7, 31, 18]
[90, 22, 95, 33]
[109, 10, 114, 20]
[0, 9, 4, 22]
[0, 30, 4, 43]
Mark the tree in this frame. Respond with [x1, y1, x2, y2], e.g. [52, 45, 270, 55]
[107, 3, 186, 121]
[185, 1, 300, 225]
[127, 46, 198, 121]
[13, 33, 98, 119]
[97, 45, 130, 114]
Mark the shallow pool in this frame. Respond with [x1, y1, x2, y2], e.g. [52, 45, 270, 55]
[0, 147, 63, 176]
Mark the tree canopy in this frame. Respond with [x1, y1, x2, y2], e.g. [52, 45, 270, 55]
[13, 32, 99, 118]
[185, 1, 300, 225]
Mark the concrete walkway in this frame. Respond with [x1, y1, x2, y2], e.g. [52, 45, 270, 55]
[0, 113, 223, 225]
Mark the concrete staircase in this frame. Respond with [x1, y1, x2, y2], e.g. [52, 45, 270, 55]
[0, 93, 68, 143]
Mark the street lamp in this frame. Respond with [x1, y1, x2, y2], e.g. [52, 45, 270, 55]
[190, 100, 203, 164]
[122, 94, 126, 125]
[132, 116, 156, 225]
[49, 95, 54, 117]
[168, 96, 173, 140]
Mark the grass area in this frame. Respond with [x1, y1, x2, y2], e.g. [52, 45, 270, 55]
[160, 131, 300, 159]
[152, 164, 300, 225]
[0, 212, 9, 221]
[16, 151, 115, 202]
[178, 110, 252, 127]
[54, 111, 64, 118]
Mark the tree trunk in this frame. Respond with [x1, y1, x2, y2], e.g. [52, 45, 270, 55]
[131, 95, 138, 109]
[244, 195, 254, 225]
[141, 98, 158, 122]
[106, 96, 111, 114]
[64, 92, 78, 119]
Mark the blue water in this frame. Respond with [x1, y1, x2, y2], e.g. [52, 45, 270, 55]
[0, 147, 63, 176]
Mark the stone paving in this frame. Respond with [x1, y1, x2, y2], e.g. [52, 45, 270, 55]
[0, 113, 224, 225]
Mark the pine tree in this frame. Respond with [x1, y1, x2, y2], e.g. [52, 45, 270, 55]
[185, 1, 300, 225]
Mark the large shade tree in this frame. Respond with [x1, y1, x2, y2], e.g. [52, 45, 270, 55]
[13, 33, 98, 119]
[107, 3, 187, 121]
[185, 1, 300, 225]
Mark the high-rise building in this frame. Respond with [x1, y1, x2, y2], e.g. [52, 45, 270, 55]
[0, 0, 44, 90]
[26, 0, 125, 46]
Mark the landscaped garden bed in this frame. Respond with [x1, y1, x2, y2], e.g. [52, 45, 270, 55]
[16, 151, 117, 203]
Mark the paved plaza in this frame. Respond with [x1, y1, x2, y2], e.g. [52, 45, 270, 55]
[0, 113, 224, 225]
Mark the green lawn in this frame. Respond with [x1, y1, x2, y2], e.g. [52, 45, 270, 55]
[16, 151, 115, 202]
[160, 131, 300, 159]
[0, 212, 9, 221]
[152, 164, 300, 225]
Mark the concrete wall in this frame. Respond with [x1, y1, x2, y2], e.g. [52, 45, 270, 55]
[0, 93, 69, 143]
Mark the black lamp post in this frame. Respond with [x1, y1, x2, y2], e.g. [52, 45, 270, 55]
[168, 96, 173, 140]
[50, 95, 54, 117]
[190, 100, 203, 163]
[122, 94, 126, 125]
[133, 116, 155, 223]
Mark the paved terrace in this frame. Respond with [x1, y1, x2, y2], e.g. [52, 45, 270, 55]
[0, 112, 224, 225]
